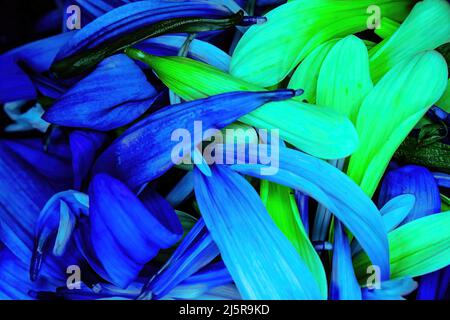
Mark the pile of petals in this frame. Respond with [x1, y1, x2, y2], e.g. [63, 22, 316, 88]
[0, 0, 449, 300]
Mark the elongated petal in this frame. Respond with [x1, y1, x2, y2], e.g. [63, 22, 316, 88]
[354, 211, 450, 279]
[93, 89, 299, 190]
[260, 180, 327, 298]
[0, 32, 74, 103]
[230, 0, 411, 87]
[89, 174, 183, 288]
[380, 194, 415, 232]
[347, 51, 448, 197]
[194, 165, 322, 299]
[288, 39, 337, 104]
[330, 220, 362, 300]
[433, 172, 450, 188]
[379, 165, 441, 224]
[139, 219, 219, 300]
[369, 0, 450, 82]
[417, 266, 450, 300]
[127, 50, 359, 159]
[51, 1, 244, 77]
[137, 35, 231, 71]
[316, 35, 373, 123]
[44, 54, 158, 131]
[226, 145, 389, 279]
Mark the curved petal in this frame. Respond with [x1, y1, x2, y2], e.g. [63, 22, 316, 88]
[194, 165, 322, 299]
[88, 173, 182, 288]
[44, 54, 158, 131]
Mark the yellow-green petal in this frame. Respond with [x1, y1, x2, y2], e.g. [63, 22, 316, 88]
[316, 35, 373, 123]
[128, 51, 359, 159]
[369, 0, 450, 82]
[230, 0, 412, 87]
[354, 211, 450, 279]
[347, 51, 448, 197]
[260, 180, 327, 298]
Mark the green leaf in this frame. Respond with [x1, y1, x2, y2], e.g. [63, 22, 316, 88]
[316, 35, 373, 124]
[369, 0, 450, 82]
[394, 136, 450, 174]
[230, 0, 412, 87]
[354, 211, 450, 279]
[347, 51, 448, 197]
[126, 49, 359, 160]
[260, 180, 327, 298]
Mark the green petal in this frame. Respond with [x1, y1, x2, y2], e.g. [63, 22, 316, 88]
[260, 180, 328, 298]
[230, 0, 412, 87]
[436, 79, 450, 113]
[127, 50, 359, 159]
[347, 51, 448, 197]
[316, 35, 373, 123]
[374, 17, 400, 40]
[288, 39, 338, 104]
[354, 211, 450, 279]
[369, 0, 450, 82]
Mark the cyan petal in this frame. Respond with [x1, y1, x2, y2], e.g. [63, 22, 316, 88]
[194, 165, 322, 299]
[380, 194, 415, 232]
[228, 145, 390, 280]
[330, 220, 362, 300]
[44, 54, 158, 131]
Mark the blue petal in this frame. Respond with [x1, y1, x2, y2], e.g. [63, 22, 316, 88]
[93, 89, 299, 190]
[194, 165, 322, 299]
[379, 165, 441, 224]
[294, 191, 310, 235]
[228, 145, 390, 280]
[330, 220, 362, 300]
[166, 171, 194, 207]
[69, 130, 109, 190]
[164, 262, 234, 300]
[88, 173, 183, 288]
[433, 172, 450, 188]
[0, 32, 74, 103]
[362, 277, 417, 300]
[44, 54, 158, 131]
[2, 138, 73, 190]
[139, 218, 219, 300]
[52, 0, 237, 76]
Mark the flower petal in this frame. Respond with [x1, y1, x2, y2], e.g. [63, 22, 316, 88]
[44, 54, 158, 131]
[230, 0, 411, 87]
[93, 88, 299, 190]
[128, 50, 359, 159]
[88, 174, 183, 288]
[379, 165, 441, 224]
[369, 0, 450, 82]
[194, 165, 323, 299]
[316, 35, 373, 123]
[347, 51, 448, 197]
